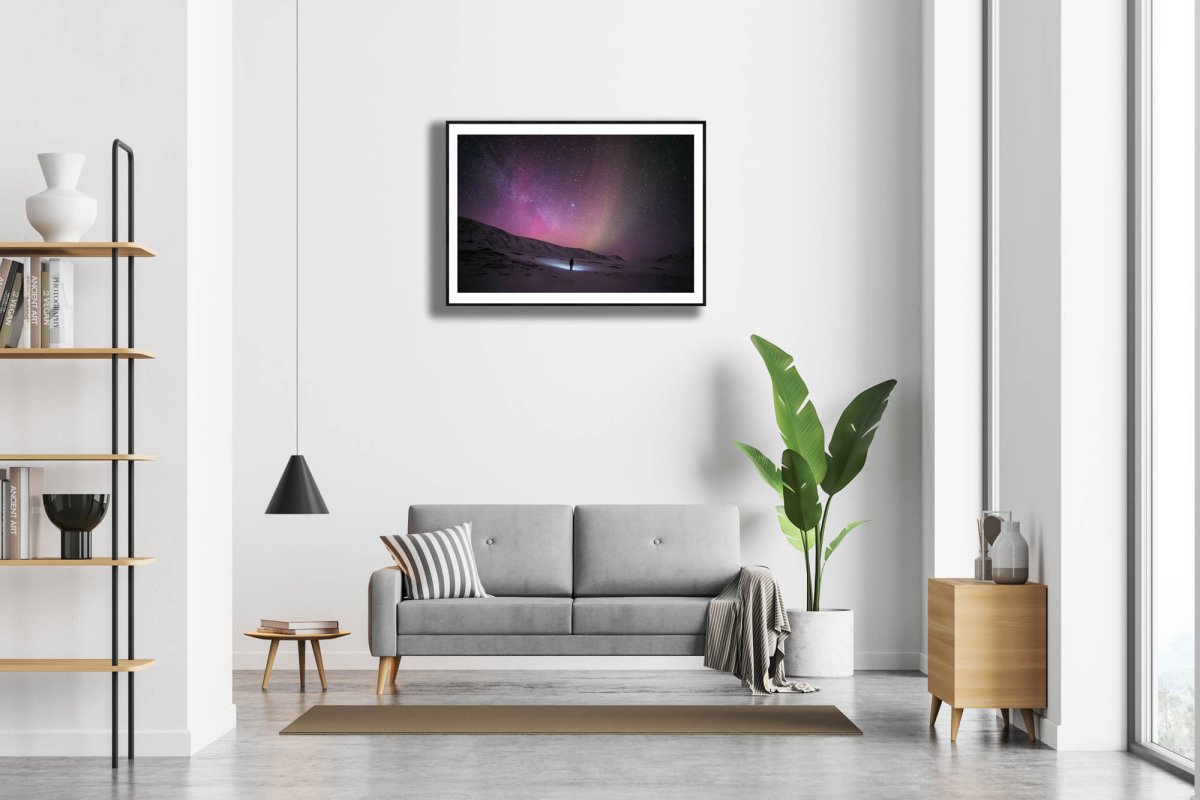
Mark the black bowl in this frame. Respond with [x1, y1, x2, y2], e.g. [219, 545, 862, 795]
[42, 494, 110, 533]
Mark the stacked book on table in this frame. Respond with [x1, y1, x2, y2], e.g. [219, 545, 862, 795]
[257, 618, 339, 635]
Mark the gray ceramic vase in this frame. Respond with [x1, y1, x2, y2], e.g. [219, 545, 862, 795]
[991, 520, 1029, 584]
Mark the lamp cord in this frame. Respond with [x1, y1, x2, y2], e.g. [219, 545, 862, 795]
[295, 0, 300, 456]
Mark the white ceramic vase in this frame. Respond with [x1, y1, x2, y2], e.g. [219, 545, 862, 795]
[26, 153, 97, 242]
[784, 608, 854, 677]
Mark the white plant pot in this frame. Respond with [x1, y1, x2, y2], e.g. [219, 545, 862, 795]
[784, 608, 854, 678]
[26, 153, 97, 242]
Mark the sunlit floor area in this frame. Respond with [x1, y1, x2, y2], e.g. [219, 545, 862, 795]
[0, 670, 1190, 799]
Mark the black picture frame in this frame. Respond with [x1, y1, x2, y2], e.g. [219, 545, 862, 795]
[445, 120, 706, 307]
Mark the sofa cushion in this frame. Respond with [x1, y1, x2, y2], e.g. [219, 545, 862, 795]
[396, 634, 705, 656]
[409, 505, 573, 597]
[380, 523, 489, 600]
[396, 597, 573, 635]
[573, 505, 740, 596]
[572, 596, 710, 635]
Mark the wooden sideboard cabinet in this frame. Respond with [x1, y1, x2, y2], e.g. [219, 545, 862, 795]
[927, 578, 1047, 742]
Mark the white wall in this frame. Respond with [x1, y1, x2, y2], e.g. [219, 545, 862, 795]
[0, 0, 234, 756]
[994, 0, 1127, 750]
[996, 0, 1064, 741]
[232, 0, 926, 671]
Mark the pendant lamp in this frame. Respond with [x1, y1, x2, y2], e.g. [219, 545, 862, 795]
[266, 0, 328, 515]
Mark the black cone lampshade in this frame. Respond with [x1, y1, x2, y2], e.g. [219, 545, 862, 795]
[265, 2, 329, 516]
[265, 455, 329, 514]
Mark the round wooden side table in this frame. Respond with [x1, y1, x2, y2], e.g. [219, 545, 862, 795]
[243, 630, 350, 691]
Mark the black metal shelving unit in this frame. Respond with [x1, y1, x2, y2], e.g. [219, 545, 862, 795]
[0, 139, 156, 769]
[111, 137, 138, 769]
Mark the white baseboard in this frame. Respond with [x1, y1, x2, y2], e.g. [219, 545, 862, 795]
[0, 729, 189, 757]
[855, 651, 923, 671]
[0, 703, 237, 757]
[1007, 709, 1058, 750]
[1032, 712, 1058, 749]
[235, 649, 923, 672]
[188, 703, 237, 755]
[918, 652, 929, 675]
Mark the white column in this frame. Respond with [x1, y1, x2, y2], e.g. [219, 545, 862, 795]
[993, 0, 1127, 750]
[1058, 0, 1127, 751]
[919, 0, 985, 673]
[185, 0, 236, 753]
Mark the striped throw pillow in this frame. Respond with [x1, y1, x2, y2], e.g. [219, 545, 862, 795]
[380, 523, 490, 600]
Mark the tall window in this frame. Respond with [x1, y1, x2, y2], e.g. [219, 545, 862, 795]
[1133, 0, 1196, 773]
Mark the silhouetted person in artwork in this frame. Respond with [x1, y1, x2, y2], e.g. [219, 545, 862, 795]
[569, 257, 574, 271]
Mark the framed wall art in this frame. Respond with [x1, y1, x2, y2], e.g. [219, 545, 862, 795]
[446, 121, 705, 306]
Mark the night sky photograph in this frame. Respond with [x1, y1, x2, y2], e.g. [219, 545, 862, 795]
[450, 126, 702, 301]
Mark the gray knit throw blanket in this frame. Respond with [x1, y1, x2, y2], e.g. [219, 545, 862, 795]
[704, 566, 819, 695]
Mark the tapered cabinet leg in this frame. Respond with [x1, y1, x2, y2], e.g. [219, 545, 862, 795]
[377, 656, 396, 694]
[261, 639, 280, 690]
[1000, 708, 1010, 729]
[389, 655, 400, 686]
[312, 640, 328, 690]
[929, 695, 943, 726]
[297, 640, 306, 691]
[1020, 709, 1037, 743]
[950, 707, 964, 742]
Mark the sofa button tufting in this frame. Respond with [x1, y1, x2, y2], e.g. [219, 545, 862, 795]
[653, 538, 662, 545]
[485, 538, 495, 545]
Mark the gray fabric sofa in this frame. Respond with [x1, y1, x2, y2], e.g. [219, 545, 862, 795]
[368, 504, 739, 692]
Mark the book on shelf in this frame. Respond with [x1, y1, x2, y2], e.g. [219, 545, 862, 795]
[2, 468, 45, 560]
[19, 257, 41, 348]
[47, 259, 74, 348]
[0, 259, 14, 336]
[0, 262, 23, 348]
[26, 469, 47, 558]
[39, 259, 50, 345]
[0, 477, 8, 559]
[6, 283, 25, 349]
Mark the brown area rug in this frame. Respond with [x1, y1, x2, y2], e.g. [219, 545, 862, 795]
[280, 704, 862, 736]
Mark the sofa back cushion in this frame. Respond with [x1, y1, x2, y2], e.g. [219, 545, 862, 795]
[573, 505, 740, 597]
[408, 505, 573, 597]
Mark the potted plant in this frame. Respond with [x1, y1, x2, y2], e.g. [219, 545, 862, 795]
[735, 334, 896, 677]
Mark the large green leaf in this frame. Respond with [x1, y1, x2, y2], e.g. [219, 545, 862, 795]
[735, 442, 782, 497]
[782, 448, 823, 533]
[777, 505, 813, 552]
[821, 379, 897, 496]
[751, 335, 827, 483]
[823, 519, 868, 560]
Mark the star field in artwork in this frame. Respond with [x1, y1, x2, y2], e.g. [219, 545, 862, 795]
[457, 134, 694, 260]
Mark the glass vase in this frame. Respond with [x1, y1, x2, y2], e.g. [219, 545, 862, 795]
[974, 550, 992, 581]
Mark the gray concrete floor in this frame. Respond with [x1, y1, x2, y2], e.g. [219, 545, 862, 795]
[0, 669, 1192, 799]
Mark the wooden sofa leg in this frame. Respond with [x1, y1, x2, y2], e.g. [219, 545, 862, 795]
[390, 655, 400, 686]
[376, 657, 396, 694]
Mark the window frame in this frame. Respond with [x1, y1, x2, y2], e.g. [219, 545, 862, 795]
[1129, 0, 1196, 780]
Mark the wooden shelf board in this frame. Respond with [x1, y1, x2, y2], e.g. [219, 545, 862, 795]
[0, 347, 156, 360]
[0, 659, 156, 673]
[0, 557, 155, 567]
[0, 242, 155, 258]
[0, 454, 155, 462]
